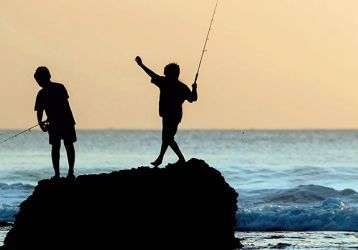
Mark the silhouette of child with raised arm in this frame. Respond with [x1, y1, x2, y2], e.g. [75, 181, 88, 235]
[34, 66, 77, 180]
[135, 56, 198, 167]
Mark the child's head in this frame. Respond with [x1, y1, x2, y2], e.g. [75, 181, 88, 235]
[164, 63, 180, 80]
[34, 66, 51, 87]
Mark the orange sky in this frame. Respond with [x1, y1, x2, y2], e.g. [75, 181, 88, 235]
[1, 0, 358, 129]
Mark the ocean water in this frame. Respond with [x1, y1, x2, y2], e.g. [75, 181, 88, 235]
[0, 129, 357, 247]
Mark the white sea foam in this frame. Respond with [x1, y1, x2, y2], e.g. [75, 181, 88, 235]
[237, 185, 358, 231]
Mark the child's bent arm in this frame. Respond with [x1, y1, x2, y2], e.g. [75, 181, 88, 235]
[188, 84, 198, 103]
[37, 110, 44, 124]
[37, 110, 48, 132]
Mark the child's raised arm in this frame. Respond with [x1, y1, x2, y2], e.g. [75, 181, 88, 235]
[135, 56, 159, 79]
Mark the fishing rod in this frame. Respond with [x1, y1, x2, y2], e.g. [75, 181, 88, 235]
[194, 0, 219, 84]
[0, 124, 39, 144]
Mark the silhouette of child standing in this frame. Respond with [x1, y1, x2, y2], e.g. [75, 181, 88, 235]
[135, 56, 198, 167]
[34, 66, 76, 179]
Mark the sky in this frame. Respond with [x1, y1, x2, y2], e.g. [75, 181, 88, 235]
[1, 0, 358, 129]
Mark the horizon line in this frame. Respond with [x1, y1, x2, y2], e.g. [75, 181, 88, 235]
[2, 127, 358, 131]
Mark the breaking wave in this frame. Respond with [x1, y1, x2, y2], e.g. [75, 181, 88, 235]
[237, 185, 358, 231]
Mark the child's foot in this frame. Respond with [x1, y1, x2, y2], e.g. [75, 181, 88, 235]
[67, 173, 76, 181]
[51, 175, 60, 181]
[176, 158, 186, 165]
[151, 158, 162, 167]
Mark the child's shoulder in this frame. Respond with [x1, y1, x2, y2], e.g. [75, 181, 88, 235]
[52, 82, 66, 88]
[178, 80, 190, 89]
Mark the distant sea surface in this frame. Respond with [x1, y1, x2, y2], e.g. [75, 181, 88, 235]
[0, 129, 357, 248]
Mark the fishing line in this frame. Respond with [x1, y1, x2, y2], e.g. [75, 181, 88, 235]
[194, 0, 219, 84]
[0, 124, 39, 144]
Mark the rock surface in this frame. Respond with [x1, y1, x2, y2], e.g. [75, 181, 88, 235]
[3, 158, 240, 250]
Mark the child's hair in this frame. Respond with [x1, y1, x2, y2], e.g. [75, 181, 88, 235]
[34, 66, 51, 81]
[164, 63, 180, 79]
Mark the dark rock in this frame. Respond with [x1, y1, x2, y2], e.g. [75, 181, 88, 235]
[2, 158, 240, 250]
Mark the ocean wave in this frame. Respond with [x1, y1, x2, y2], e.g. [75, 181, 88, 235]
[0, 183, 34, 222]
[0, 183, 34, 191]
[263, 184, 357, 203]
[237, 185, 358, 231]
[0, 206, 18, 222]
